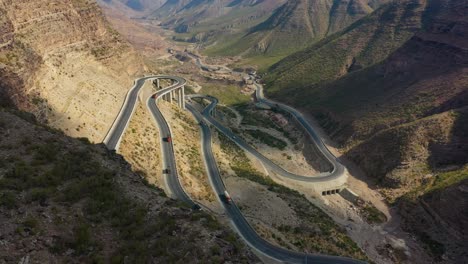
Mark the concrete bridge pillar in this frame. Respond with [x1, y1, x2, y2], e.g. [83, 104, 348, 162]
[176, 88, 182, 108]
[156, 79, 160, 89]
[181, 86, 185, 109]
[169, 91, 173, 103]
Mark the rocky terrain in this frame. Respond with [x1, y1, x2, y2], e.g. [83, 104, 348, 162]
[0, 108, 257, 263]
[2, 0, 466, 262]
[102, 0, 166, 14]
[265, 0, 426, 94]
[0, 0, 145, 142]
[264, 0, 467, 261]
[110, 0, 389, 67]
[230, 0, 388, 56]
[97, 0, 171, 57]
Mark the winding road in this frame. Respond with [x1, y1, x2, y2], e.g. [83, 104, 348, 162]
[103, 74, 364, 263]
[103, 75, 194, 206]
[187, 94, 346, 182]
[187, 103, 364, 264]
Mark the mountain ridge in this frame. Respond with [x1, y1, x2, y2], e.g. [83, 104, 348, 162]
[263, 0, 467, 259]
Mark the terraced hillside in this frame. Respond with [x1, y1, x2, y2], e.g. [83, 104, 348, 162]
[0, 0, 145, 142]
[265, 0, 468, 260]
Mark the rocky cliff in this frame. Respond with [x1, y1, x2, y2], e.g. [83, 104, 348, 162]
[0, 0, 146, 142]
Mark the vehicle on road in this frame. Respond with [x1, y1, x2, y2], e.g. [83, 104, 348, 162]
[220, 191, 232, 204]
[163, 168, 170, 174]
[192, 204, 202, 211]
[165, 135, 172, 142]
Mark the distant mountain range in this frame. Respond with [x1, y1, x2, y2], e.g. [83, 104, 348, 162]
[100, 0, 167, 13]
[103, 0, 388, 59]
[234, 0, 388, 56]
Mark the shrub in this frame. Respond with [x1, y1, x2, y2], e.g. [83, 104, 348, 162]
[0, 191, 17, 209]
[73, 223, 93, 254]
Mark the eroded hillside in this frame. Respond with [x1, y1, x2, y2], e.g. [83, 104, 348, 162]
[265, 0, 426, 93]
[264, 0, 467, 260]
[0, 0, 145, 142]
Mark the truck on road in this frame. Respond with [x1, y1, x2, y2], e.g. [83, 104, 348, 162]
[220, 191, 232, 204]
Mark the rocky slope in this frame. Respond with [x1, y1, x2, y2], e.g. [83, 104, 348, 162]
[399, 167, 468, 262]
[238, 0, 388, 56]
[98, 0, 170, 56]
[156, 0, 286, 43]
[0, 108, 256, 263]
[265, 0, 426, 93]
[0, 0, 145, 142]
[265, 0, 467, 260]
[151, 0, 388, 59]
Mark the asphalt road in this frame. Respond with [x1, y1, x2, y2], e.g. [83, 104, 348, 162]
[147, 95, 194, 206]
[103, 75, 186, 150]
[104, 74, 364, 263]
[103, 75, 193, 206]
[187, 94, 346, 183]
[186, 103, 365, 264]
[185, 55, 346, 182]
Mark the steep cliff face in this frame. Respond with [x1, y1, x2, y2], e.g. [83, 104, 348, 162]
[0, 0, 145, 142]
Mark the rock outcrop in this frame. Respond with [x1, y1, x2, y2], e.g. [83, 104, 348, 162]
[0, 0, 146, 142]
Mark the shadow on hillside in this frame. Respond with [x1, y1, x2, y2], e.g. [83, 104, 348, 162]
[0, 68, 21, 107]
[428, 106, 468, 170]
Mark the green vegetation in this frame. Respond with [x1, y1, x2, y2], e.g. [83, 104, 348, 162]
[244, 129, 287, 150]
[361, 205, 387, 224]
[236, 104, 277, 129]
[217, 105, 237, 120]
[200, 84, 250, 105]
[265, 1, 421, 95]
[418, 232, 446, 258]
[404, 166, 468, 201]
[16, 216, 41, 236]
[0, 109, 251, 263]
[236, 104, 299, 144]
[397, 166, 468, 258]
